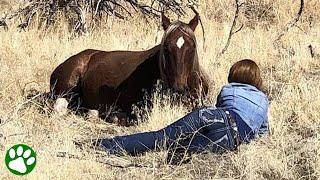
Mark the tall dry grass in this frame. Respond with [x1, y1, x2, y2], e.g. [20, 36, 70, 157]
[0, 0, 319, 179]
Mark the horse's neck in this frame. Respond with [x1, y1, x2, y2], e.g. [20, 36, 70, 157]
[192, 50, 200, 72]
[141, 45, 162, 78]
[146, 44, 161, 56]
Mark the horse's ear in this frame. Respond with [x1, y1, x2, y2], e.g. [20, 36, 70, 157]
[188, 10, 199, 31]
[161, 12, 171, 31]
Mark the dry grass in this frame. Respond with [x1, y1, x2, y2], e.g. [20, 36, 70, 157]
[0, 0, 319, 179]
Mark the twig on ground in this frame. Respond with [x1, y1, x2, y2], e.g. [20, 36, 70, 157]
[0, 93, 43, 127]
[308, 45, 315, 58]
[56, 151, 155, 168]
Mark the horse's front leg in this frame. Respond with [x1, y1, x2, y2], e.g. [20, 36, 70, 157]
[99, 104, 134, 126]
[188, 70, 210, 108]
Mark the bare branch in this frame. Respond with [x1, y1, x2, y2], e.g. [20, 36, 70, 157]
[233, 24, 244, 34]
[218, 0, 243, 57]
[273, 0, 304, 46]
[189, 6, 206, 51]
[0, 0, 185, 34]
[0, 19, 8, 30]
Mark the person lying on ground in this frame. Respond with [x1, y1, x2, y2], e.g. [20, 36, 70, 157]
[92, 59, 269, 164]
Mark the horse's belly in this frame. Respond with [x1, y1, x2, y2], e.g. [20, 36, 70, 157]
[81, 81, 146, 111]
[80, 50, 159, 113]
[81, 73, 151, 113]
[81, 74, 118, 110]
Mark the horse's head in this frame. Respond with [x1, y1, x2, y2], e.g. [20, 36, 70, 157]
[159, 10, 200, 93]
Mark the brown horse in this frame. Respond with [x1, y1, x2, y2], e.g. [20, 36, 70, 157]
[50, 10, 209, 125]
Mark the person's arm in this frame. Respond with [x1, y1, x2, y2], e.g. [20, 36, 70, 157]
[258, 99, 269, 136]
[258, 95, 270, 136]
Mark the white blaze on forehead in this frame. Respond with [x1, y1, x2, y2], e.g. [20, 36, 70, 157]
[176, 36, 185, 49]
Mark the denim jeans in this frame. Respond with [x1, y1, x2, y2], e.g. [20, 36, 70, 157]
[99, 107, 237, 156]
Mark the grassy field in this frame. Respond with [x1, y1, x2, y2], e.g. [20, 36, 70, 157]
[0, 0, 319, 179]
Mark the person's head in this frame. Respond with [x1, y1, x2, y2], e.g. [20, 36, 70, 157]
[228, 59, 263, 90]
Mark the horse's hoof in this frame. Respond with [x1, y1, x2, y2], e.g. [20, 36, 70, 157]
[88, 109, 99, 118]
[108, 114, 131, 126]
[53, 98, 69, 115]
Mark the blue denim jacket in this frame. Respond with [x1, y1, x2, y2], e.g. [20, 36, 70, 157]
[216, 83, 269, 142]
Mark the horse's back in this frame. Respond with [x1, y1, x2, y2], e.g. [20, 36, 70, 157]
[84, 49, 156, 87]
[81, 46, 161, 110]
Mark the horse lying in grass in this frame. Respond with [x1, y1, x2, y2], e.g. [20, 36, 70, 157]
[50, 10, 209, 125]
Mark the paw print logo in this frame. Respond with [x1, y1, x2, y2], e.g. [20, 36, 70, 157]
[5, 144, 37, 175]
